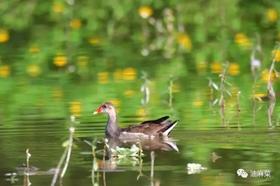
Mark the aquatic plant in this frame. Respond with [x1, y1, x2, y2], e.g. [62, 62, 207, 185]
[266, 43, 280, 127]
[24, 149, 32, 186]
[83, 139, 99, 186]
[186, 163, 207, 175]
[109, 143, 144, 167]
[208, 63, 232, 126]
[51, 116, 76, 186]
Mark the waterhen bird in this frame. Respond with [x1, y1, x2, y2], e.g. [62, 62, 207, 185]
[93, 102, 178, 140]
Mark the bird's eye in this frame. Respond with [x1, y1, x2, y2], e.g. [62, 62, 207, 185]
[102, 105, 107, 109]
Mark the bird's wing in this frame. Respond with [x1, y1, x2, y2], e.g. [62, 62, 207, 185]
[140, 116, 169, 125]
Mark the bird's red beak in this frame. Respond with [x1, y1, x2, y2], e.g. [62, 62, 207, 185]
[93, 106, 102, 115]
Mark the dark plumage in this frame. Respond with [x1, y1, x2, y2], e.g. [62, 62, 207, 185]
[93, 102, 178, 138]
[122, 116, 177, 136]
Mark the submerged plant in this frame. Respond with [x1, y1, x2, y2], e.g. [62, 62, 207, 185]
[5, 172, 18, 184]
[84, 139, 99, 186]
[51, 116, 76, 186]
[25, 149, 31, 174]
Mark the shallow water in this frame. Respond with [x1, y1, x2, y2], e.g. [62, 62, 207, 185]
[1, 78, 280, 186]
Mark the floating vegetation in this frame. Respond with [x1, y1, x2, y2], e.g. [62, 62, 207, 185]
[5, 172, 18, 184]
[111, 145, 140, 158]
[186, 163, 207, 175]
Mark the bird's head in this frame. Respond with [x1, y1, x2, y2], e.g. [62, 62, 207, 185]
[93, 102, 115, 115]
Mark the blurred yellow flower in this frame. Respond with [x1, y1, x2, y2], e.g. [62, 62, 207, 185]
[69, 101, 81, 117]
[53, 55, 68, 67]
[138, 6, 153, 19]
[0, 29, 9, 43]
[98, 72, 109, 84]
[88, 37, 101, 45]
[210, 62, 222, 74]
[234, 33, 251, 49]
[113, 69, 122, 81]
[261, 69, 276, 82]
[228, 63, 240, 76]
[177, 33, 192, 50]
[136, 108, 146, 117]
[52, 2, 64, 13]
[272, 49, 280, 62]
[0, 65, 10, 78]
[29, 46, 40, 53]
[70, 19, 81, 29]
[266, 8, 278, 23]
[27, 64, 41, 77]
[124, 89, 135, 97]
[122, 67, 137, 80]
[192, 98, 203, 108]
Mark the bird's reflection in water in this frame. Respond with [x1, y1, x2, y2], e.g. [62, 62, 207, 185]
[107, 135, 179, 153]
[89, 136, 178, 186]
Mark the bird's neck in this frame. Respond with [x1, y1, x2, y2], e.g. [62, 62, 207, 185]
[106, 110, 120, 138]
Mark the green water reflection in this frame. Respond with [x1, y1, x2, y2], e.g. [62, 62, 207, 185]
[1, 77, 280, 186]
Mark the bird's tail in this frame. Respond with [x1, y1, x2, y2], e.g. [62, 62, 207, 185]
[162, 120, 178, 136]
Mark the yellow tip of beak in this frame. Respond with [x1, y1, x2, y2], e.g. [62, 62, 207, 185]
[93, 111, 98, 115]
